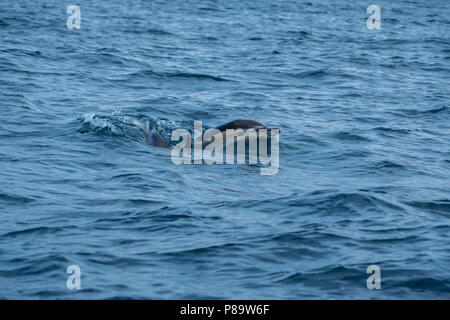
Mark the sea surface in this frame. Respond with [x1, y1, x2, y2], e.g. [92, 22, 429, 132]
[0, 0, 449, 299]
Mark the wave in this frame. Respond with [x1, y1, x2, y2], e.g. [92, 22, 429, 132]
[286, 69, 328, 79]
[204, 191, 406, 217]
[1, 227, 65, 239]
[274, 265, 361, 285]
[0, 193, 34, 204]
[0, 252, 69, 282]
[130, 69, 231, 82]
[404, 200, 450, 216]
[332, 132, 371, 142]
[392, 106, 449, 118]
[122, 27, 173, 36]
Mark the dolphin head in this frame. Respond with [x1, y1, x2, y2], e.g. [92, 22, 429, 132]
[145, 127, 170, 149]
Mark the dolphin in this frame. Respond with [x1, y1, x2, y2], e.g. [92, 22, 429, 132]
[143, 120, 279, 148]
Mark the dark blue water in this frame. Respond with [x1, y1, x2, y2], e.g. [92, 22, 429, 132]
[1, 0, 449, 299]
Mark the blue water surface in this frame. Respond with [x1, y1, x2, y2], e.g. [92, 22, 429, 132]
[0, 0, 449, 299]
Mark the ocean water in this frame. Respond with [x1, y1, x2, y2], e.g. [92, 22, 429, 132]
[0, 0, 449, 299]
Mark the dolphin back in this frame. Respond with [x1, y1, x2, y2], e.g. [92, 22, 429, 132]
[215, 120, 267, 132]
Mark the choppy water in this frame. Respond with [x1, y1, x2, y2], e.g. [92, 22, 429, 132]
[1, 0, 449, 299]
